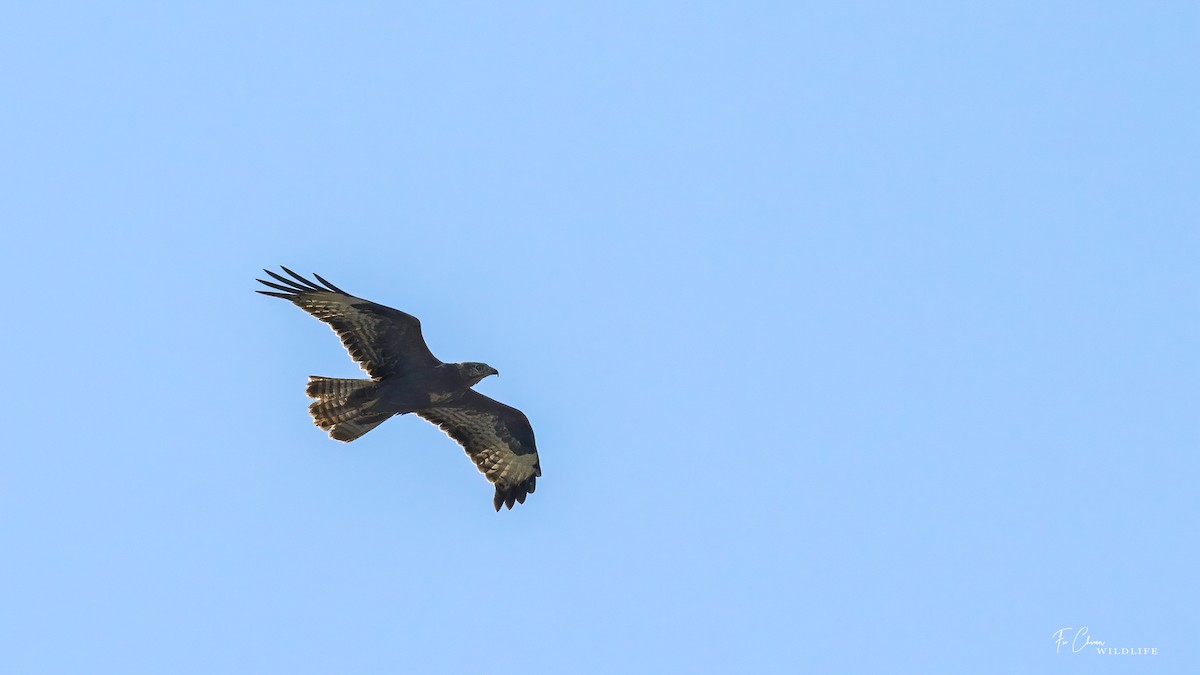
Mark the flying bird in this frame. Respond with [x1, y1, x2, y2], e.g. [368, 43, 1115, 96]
[257, 266, 540, 510]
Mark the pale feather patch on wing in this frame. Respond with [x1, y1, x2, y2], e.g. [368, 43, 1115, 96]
[295, 295, 403, 377]
[420, 406, 538, 480]
[256, 268, 438, 378]
[417, 400, 541, 510]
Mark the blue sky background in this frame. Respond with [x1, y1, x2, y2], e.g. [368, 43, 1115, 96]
[1, 3, 1195, 673]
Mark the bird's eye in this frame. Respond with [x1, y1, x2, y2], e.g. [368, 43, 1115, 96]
[474, 364, 484, 372]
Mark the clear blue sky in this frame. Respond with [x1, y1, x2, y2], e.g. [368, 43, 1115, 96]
[2, 3, 1195, 673]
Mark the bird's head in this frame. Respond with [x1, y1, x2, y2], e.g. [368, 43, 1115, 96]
[459, 361, 499, 385]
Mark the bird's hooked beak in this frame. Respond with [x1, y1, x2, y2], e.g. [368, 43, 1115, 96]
[489, 367, 500, 377]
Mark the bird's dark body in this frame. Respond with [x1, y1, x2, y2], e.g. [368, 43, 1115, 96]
[373, 364, 474, 413]
[257, 266, 541, 510]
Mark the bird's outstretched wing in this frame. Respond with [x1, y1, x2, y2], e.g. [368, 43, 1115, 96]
[417, 391, 541, 511]
[257, 266, 439, 378]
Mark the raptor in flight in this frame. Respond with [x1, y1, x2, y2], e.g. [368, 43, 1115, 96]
[257, 267, 540, 510]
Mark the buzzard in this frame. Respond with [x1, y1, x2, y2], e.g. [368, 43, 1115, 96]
[257, 266, 540, 510]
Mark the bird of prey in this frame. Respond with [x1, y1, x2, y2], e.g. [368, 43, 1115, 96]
[257, 266, 540, 510]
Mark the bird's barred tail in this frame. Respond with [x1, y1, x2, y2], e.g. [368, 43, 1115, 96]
[305, 377, 391, 442]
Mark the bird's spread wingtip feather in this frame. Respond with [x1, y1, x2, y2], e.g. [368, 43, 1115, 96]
[263, 268, 307, 292]
[258, 278, 300, 294]
[280, 266, 325, 291]
[312, 272, 348, 294]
